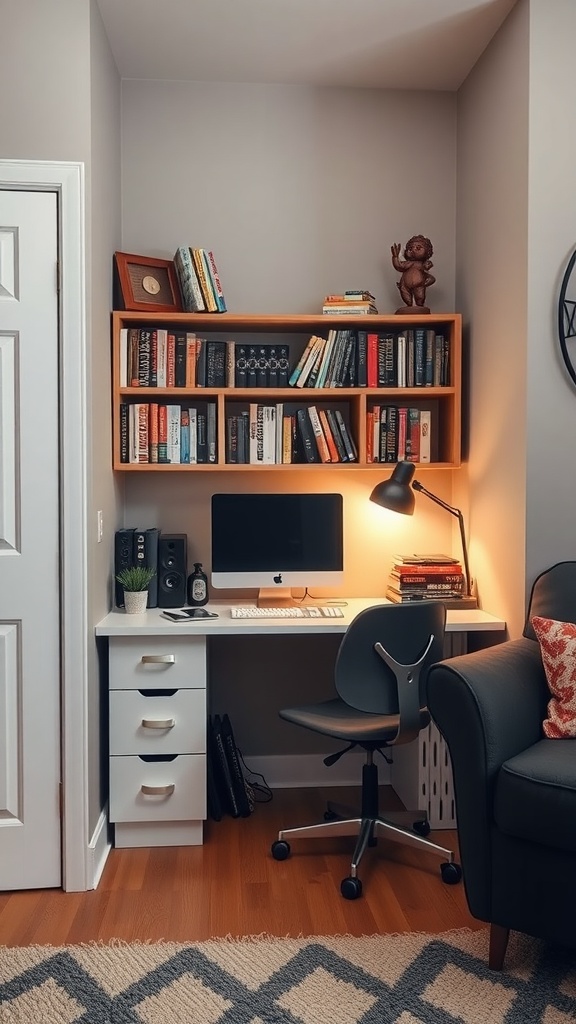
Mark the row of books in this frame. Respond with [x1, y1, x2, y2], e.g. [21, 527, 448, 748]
[120, 326, 452, 392]
[122, 329, 293, 389]
[173, 246, 227, 313]
[119, 401, 217, 464]
[322, 289, 378, 315]
[226, 403, 357, 465]
[288, 328, 450, 389]
[385, 554, 465, 603]
[366, 405, 435, 464]
[120, 398, 439, 466]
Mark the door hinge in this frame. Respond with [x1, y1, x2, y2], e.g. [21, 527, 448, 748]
[56, 260, 61, 294]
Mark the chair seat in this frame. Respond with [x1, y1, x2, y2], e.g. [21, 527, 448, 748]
[280, 697, 430, 743]
[494, 738, 576, 853]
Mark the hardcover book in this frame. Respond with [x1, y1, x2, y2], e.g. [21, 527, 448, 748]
[206, 250, 227, 312]
[192, 248, 218, 312]
[175, 332, 187, 387]
[277, 345, 290, 386]
[174, 245, 206, 312]
[296, 407, 320, 463]
[235, 344, 248, 387]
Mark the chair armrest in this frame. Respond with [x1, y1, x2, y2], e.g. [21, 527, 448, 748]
[426, 637, 547, 920]
[427, 638, 547, 774]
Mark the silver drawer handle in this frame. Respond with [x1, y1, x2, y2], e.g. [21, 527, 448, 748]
[140, 784, 175, 796]
[141, 654, 175, 665]
[141, 718, 175, 729]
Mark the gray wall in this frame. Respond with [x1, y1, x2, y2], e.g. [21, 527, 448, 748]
[455, 0, 529, 637]
[121, 81, 457, 315]
[456, 0, 576, 638]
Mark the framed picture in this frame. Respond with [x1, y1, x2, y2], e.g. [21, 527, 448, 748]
[113, 252, 183, 313]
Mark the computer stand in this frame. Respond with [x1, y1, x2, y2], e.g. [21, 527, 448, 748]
[257, 588, 295, 608]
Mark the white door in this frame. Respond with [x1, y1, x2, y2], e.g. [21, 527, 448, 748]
[0, 189, 61, 888]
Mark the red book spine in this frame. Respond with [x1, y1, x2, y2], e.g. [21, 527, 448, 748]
[167, 332, 176, 388]
[367, 333, 378, 388]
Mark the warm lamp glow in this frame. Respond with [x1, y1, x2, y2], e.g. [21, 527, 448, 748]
[369, 461, 474, 601]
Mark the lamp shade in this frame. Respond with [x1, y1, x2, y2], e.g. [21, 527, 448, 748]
[369, 461, 416, 515]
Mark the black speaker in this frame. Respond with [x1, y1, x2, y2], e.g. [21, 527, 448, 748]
[114, 528, 135, 608]
[158, 533, 187, 607]
[133, 527, 159, 607]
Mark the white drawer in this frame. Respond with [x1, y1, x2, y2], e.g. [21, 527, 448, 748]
[109, 635, 206, 691]
[109, 689, 206, 756]
[109, 753, 206, 823]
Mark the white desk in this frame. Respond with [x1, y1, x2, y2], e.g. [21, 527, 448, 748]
[96, 599, 505, 847]
[96, 598, 505, 637]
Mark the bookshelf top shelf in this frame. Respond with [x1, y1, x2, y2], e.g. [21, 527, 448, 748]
[113, 311, 462, 332]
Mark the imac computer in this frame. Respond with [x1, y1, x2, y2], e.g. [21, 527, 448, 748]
[211, 492, 344, 605]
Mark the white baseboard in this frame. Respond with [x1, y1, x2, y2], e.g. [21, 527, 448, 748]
[88, 808, 112, 890]
[243, 752, 391, 789]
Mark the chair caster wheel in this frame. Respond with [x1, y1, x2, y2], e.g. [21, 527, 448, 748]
[440, 861, 462, 884]
[341, 876, 363, 900]
[413, 819, 431, 837]
[271, 840, 290, 861]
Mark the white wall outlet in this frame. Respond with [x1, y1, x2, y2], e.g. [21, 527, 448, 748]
[97, 510, 104, 543]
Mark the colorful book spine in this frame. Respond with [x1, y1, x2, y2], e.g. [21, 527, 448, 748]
[158, 405, 168, 463]
[307, 405, 331, 463]
[192, 249, 218, 311]
[173, 246, 205, 312]
[207, 250, 227, 312]
[148, 402, 159, 463]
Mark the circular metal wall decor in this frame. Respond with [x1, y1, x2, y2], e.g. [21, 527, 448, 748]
[558, 247, 576, 387]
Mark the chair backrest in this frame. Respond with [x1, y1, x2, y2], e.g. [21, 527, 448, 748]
[334, 602, 446, 714]
[523, 561, 576, 640]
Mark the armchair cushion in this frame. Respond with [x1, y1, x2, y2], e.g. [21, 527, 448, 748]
[531, 615, 576, 737]
[494, 738, 576, 852]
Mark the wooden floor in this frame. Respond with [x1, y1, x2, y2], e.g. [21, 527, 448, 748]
[0, 787, 481, 947]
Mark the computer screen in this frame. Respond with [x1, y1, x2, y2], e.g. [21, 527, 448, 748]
[211, 492, 344, 593]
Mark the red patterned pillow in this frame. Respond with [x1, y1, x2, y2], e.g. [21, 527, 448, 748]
[532, 615, 576, 738]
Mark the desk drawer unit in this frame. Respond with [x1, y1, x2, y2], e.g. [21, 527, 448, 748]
[109, 635, 207, 848]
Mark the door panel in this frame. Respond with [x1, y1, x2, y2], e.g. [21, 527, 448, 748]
[0, 189, 61, 889]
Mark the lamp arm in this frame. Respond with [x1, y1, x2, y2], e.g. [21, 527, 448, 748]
[412, 481, 473, 597]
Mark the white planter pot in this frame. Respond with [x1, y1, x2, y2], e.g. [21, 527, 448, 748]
[123, 590, 148, 614]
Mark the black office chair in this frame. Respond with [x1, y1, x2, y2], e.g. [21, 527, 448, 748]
[271, 602, 462, 898]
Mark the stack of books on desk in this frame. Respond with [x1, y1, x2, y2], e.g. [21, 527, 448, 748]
[322, 290, 378, 315]
[386, 554, 465, 604]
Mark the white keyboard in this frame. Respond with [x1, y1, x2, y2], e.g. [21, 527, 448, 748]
[230, 605, 345, 619]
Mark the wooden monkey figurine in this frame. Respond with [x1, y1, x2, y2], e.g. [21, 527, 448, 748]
[391, 235, 435, 314]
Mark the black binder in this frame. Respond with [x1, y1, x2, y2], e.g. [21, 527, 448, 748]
[220, 713, 252, 817]
[209, 714, 240, 817]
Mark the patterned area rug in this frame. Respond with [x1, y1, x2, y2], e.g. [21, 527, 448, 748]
[1, 928, 575, 1023]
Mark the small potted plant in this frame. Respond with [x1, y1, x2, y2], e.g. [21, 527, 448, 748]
[115, 565, 156, 614]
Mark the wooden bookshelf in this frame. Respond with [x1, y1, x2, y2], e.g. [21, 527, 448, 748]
[111, 311, 462, 471]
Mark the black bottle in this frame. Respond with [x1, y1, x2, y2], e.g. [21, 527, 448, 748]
[187, 562, 208, 606]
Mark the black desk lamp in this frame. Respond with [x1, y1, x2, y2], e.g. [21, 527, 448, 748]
[370, 461, 476, 607]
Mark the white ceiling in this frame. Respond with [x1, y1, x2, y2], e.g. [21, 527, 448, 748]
[96, 0, 518, 92]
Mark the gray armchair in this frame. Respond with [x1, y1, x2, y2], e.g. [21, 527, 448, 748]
[427, 561, 576, 969]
